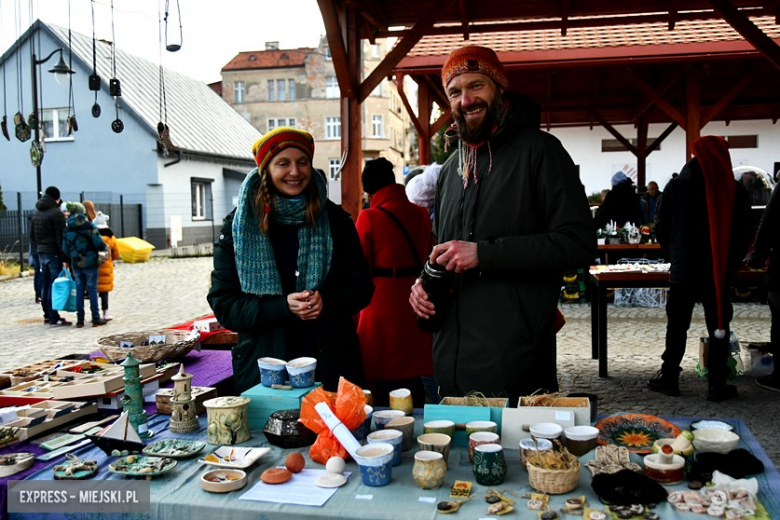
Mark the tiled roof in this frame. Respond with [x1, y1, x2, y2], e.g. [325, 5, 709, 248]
[43, 22, 261, 160]
[406, 16, 780, 59]
[222, 48, 313, 71]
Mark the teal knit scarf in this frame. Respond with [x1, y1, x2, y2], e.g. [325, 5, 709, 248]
[233, 168, 332, 296]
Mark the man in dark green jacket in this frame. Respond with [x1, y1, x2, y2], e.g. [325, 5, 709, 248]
[410, 45, 595, 405]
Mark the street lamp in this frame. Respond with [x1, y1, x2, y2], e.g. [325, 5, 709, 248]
[31, 48, 74, 198]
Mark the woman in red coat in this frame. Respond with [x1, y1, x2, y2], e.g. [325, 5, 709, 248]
[356, 158, 434, 407]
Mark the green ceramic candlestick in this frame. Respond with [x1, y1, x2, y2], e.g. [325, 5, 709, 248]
[121, 353, 153, 439]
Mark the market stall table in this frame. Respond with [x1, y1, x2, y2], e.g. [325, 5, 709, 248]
[4, 412, 780, 520]
[597, 243, 662, 264]
[589, 268, 766, 377]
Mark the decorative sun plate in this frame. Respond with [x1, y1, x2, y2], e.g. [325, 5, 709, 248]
[108, 455, 177, 478]
[142, 439, 205, 459]
[595, 413, 681, 454]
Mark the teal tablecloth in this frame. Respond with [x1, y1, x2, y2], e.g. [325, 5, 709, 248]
[10, 413, 780, 519]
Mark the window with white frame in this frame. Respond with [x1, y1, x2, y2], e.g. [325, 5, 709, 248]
[41, 108, 71, 141]
[277, 79, 287, 101]
[371, 81, 382, 97]
[325, 76, 339, 98]
[233, 81, 245, 103]
[326, 116, 341, 139]
[328, 158, 342, 180]
[191, 179, 213, 220]
[268, 80, 275, 101]
[371, 115, 384, 138]
[371, 44, 381, 58]
[288, 79, 296, 101]
[267, 118, 297, 131]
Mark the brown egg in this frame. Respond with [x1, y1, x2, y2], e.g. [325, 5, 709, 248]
[285, 452, 305, 473]
[260, 467, 293, 484]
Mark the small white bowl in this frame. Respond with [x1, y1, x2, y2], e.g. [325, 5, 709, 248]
[201, 469, 247, 492]
[529, 422, 563, 440]
[692, 428, 740, 454]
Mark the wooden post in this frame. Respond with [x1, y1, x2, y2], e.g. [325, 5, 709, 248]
[637, 116, 648, 188]
[340, 8, 362, 221]
[685, 67, 701, 160]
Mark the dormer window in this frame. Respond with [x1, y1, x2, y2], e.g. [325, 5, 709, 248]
[249, 55, 256, 61]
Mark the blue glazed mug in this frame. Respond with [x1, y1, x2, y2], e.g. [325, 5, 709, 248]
[367, 429, 403, 466]
[472, 443, 507, 486]
[350, 405, 373, 441]
[257, 357, 287, 387]
[354, 443, 394, 487]
[286, 357, 317, 388]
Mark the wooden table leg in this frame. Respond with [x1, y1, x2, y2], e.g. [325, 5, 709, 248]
[598, 283, 609, 377]
[591, 276, 599, 360]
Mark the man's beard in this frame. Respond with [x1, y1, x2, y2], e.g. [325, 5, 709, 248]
[454, 95, 503, 145]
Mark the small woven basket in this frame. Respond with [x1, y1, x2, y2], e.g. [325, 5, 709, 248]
[96, 329, 197, 363]
[526, 455, 580, 494]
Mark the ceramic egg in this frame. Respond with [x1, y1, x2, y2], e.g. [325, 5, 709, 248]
[325, 456, 346, 474]
[285, 452, 305, 473]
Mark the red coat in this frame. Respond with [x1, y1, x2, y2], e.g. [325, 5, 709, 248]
[356, 184, 434, 381]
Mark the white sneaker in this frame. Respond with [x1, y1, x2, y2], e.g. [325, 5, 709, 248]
[103, 311, 113, 321]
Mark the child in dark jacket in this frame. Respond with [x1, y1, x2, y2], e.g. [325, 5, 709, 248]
[62, 202, 108, 328]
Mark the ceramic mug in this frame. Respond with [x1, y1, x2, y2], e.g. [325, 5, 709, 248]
[465, 420, 498, 437]
[519, 437, 553, 470]
[423, 420, 455, 438]
[373, 409, 405, 430]
[472, 443, 507, 486]
[367, 429, 403, 466]
[386, 416, 415, 451]
[257, 357, 287, 387]
[412, 450, 446, 489]
[350, 405, 373, 441]
[354, 443, 394, 487]
[417, 433, 451, 466]
[468, 431, 500, 463]
[285, 357, 317, 388]
[389, 388, 413, 415]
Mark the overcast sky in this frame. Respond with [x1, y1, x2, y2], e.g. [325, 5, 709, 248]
[0, 0, 327, 83]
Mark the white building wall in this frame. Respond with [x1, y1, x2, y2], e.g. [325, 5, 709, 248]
[551, 120, 780, 197]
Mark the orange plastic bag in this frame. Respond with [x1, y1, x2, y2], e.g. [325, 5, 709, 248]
[300, 377, 367, 464]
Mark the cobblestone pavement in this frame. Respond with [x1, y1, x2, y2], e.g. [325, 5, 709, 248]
[1, 257, 777, 467]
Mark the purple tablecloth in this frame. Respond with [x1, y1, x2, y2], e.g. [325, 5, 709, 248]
[0, 349, 233, 519]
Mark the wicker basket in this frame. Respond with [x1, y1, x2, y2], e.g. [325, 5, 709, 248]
[526, 456, 581, 494]
[96, 329, 198, 363]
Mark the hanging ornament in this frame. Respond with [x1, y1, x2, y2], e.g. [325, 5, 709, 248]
[89, 0, 101, 118]
[1, 60, 9, 141]
[67, 115, 78, 135]
[27, 112, 38, 128]
[112, 99, 123, 133]
[1, 116, 8, 141]
[157, 6, 175, 152]
[14, 112, 30, 142]
[30, 140, 44, 167]
[65, 0, 78, 136]
[164, 0, 183, 52]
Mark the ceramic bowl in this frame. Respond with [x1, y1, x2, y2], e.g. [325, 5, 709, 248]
[692, 428, 740, 454]
[373, 409, 405, 430]
[263, 409, 317, 449]
[519, 437, 553, 468]
[367, 429, 403, 466]
[201, 469, 247, 492]
[563, 425, 599, 457]
[257, 357, 287, 387]
[350, 405, 373, 440]
[353, 443, 394, 486]
[285, 357, 317, 388]
[644, 453, 685, 484]
[529, 422, 563, 440]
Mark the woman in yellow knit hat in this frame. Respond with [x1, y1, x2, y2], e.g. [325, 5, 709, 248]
[207, 127, 374, 393]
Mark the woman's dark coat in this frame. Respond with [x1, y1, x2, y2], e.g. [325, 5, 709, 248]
[208, 201, 374, 394]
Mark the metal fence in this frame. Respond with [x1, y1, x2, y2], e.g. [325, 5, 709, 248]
[0, 192, 142, 263]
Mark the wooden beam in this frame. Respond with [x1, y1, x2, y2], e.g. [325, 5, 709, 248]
[417, 82, 432, 165]
[317, 0, 355, 98]
[594, 111, 638, 156]
[396, 75, 424, 137]
[685, 67, 701, 160]
[560, 0, 570, 36]
[422, 75, 450, 111]
[707, 0, 780, 70]
[636, 115, 648, 187]
[358, 0, 455, 103]
[344, 0, 387, 32]
[632, 65, 690, 123]
[626, 69, 687, 129]
[701, 72, 753, 126]
[647, 122, 679, 154]
[431, 110, 452, 135]
[341, 7, 362, 220]
[668, 0, 678, 30]
[459, 0, 470, 41]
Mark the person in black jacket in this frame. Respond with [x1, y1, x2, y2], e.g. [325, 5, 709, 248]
[207, 127, 373, 394]
[593, 171, 644, 230]
[29, 186, 72, 326]
[649, 136, 753, 401]
[747, 180, 780, 391]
